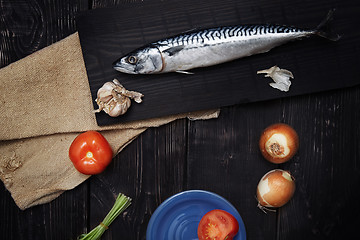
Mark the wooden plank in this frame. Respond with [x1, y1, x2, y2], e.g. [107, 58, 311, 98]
[0, 0, 88, 68]
[186, 1, 360, 239]
[76, 0, 360, 126]
[87, 4, 188, 240]
[88, 119, 188, 239]
[0, 0, 89, 239]
[87, 1, 360, 239]
[186, 100, 284, 239]
[273, 2, 360, 238]
[277, 87, 360, 239]
[1, 1, 359, 240]
[0, 181, 89, 239]
[186, 87, 360, 239]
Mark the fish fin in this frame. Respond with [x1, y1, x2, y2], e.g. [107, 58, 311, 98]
[163, 45, 185, 56]
[315, 9, 341, 41]
[176, 70, 194, 74]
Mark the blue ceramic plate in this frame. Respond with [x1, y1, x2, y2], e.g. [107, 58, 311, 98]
[146, 190, 246, 240]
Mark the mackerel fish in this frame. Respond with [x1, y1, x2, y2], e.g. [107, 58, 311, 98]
[113, 10, 339, 74]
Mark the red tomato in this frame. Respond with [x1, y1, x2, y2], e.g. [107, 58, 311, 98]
[69, 131, 113, 175]
[198, 209, 239, 240]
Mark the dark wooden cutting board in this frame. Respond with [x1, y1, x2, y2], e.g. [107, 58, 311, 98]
[76, 0, 359, 126]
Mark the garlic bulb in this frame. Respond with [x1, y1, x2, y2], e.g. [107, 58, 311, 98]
[257, 66, 294, 92]
[94, 79, 143, 117]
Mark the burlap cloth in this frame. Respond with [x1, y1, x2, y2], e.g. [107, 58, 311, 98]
[0, 32, 219, 210]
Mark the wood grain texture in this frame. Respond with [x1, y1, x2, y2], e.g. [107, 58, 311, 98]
[186, 86, 360, 239]
[277, 87, 360, 239]
[88, 119, 188, 239]
[0, 0, 89, 239]
[87, 2, 190, 238]
[91, 0, 142, 8]
[0, 0, 88, 68]
[186, 102, 281, 239]
[0, 181, 89, 240]
[1, 0, 360, 240]
[77, 0, 360, 126]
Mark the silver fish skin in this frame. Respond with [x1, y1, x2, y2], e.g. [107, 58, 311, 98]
[113, 11, 338, 74]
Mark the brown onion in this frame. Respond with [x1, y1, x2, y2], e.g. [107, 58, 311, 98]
[259, 123, 299, 164]
[256, 169, 295, 210]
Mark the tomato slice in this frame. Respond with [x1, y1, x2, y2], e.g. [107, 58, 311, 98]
[198, 209, 239, 240]
[69, 131, 113, 175]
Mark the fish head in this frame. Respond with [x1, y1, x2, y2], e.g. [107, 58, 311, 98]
[113, 45, 163, 74]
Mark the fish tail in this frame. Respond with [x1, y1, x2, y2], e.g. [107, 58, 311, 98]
[315, 9, 341, 41]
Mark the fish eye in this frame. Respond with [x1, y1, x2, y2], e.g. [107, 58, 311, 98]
[127, 56, 138, 64]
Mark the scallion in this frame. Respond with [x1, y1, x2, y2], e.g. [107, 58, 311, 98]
[78, 193, 132, 240]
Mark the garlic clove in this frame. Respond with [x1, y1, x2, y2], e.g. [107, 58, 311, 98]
[257, 65, 294, 92]
[125, 91, 143, 103]
[107, 97, 131, 117]
[269, 82, 291, 92]
[112, 79, 144, 103]
[95, 82, 115, 103]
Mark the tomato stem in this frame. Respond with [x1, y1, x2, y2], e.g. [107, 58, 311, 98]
[86, 151, 93, 158]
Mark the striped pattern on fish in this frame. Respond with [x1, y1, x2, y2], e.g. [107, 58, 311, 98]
[155, 25, 311, 73]
[113, 10, 339, 74]
[156, 25, 305, 45]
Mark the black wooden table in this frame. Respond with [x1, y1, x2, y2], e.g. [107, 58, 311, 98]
[1, 0, 359, 239]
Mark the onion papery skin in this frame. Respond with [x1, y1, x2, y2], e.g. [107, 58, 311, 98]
[259, 123, 299, 164]
[256, 169, 295, 208]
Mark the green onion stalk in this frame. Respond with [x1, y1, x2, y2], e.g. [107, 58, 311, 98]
[78, 193, 132, 240]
